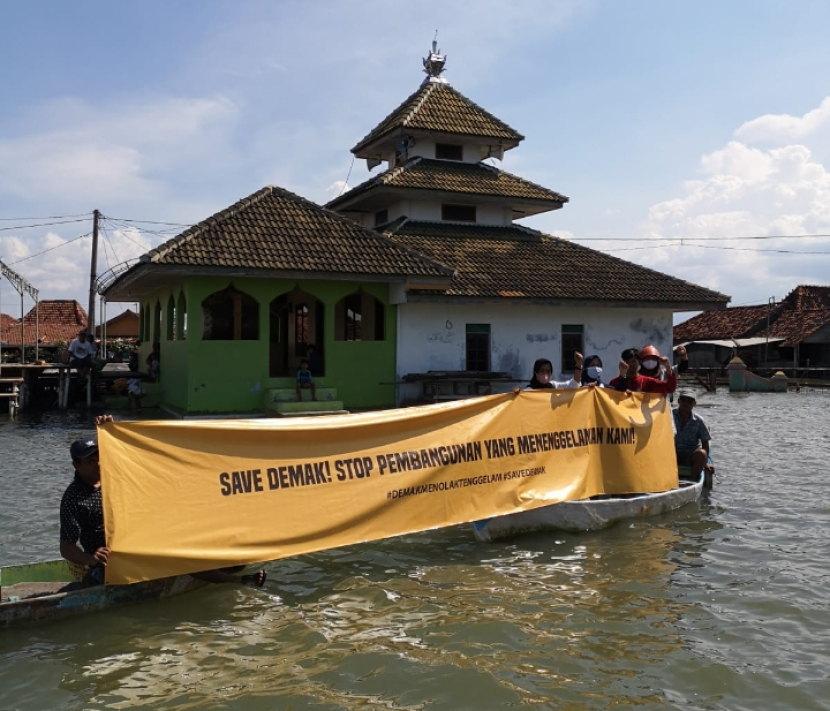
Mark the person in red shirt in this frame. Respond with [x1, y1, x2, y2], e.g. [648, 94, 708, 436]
[609, 348, 677, 394]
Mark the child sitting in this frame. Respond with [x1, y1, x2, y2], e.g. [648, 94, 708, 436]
[127, 378, 145, 410]
[296, 359, 317, 401]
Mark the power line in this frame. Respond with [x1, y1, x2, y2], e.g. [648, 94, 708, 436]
[337, 154, 356, 197]
[4, 233, 91, 265]
[100, 218, 154, 251]
[102, 215, 193, 227]
[602, 243, 830, 255]
[0, 218, 90, 232]
[571, 233, 830, 243]
[0, 212, 92, 221]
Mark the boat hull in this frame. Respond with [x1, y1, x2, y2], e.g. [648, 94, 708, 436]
[0, 559, 206, 628]
[472, 473, 704, 542]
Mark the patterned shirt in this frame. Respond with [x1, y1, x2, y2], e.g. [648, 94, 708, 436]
[672, 408, 711, 454]
[60, 474, 106, 554]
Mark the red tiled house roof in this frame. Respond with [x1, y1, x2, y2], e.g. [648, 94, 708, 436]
[384, 220, 729, 308]
[674, 285, 830, 347]
[352, 82, 524, 156]
[0, 300, 88, 346]
[101, 186, 455, 300]
[673, 305, 771, 342]
[327, 157, 568, 212]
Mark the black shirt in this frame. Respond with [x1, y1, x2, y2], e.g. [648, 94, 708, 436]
[60, 474, 106, 554]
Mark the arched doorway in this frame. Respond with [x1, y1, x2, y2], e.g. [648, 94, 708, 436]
[269, 289, 324, 377]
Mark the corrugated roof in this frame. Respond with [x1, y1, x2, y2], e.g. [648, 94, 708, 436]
[122, 186, 454, 279]
[352, 82, 524, 155]
[384, 220, 729, 306]
[327, 158, 568, 210]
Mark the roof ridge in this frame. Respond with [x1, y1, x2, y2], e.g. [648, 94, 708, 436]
[377, 216, 455, 277]
[380, 156, 422, 186]
[402, 83, 437, 128]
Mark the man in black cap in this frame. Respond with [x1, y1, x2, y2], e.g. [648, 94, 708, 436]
[60, 433, 110, 584]
[60, 416, 266, 587]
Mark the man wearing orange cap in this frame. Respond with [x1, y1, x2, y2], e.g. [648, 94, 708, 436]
[639, 344, 689, 380]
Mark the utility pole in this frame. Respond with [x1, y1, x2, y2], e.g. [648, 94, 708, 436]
[87, 209, 100, 352]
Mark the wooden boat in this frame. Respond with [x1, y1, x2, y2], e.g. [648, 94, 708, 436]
[472, 472, 705, 542]
[0, 558, 207, 628]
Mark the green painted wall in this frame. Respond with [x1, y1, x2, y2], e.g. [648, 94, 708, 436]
[137, 276, 398, 414]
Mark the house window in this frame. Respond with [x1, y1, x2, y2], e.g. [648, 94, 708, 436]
[374, 209, 389, 227]
[335, 292, 385, 341]
[201, 285, 259, 340]
[466, 324, 490, 371]
[442, 204, 477, 222]
[561, 325, 584, 374]
[436, 143, 463, 161]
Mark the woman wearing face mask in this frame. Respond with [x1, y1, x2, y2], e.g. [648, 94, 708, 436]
[581, 355, 605, 387]
[514, 353, 583, 393]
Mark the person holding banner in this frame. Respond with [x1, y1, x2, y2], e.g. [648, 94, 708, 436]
[60, 416, 266, 588]
[609, 348, 677, 394]
[514, 353, 583, 392]
[581, 355, 605, 387]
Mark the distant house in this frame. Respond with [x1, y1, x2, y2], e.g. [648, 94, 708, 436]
[95, 308, 139, 340]
[0, 300, 88, 348]
[674, 285, 830, 369]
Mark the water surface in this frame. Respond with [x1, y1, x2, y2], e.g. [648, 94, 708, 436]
[1, 392, 828, 710]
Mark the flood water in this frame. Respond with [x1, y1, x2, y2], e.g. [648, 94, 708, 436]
[1, 391, 829, 710]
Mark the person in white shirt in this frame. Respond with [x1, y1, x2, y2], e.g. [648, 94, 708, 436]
[68, 331, 97, 378]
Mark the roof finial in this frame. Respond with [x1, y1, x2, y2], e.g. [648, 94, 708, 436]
[422, 32, 448, 84]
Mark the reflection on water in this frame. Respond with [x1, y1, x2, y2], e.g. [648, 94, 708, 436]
[1, 392, 829, 710]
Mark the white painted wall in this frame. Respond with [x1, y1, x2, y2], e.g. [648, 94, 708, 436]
[395, 301, 674, 403]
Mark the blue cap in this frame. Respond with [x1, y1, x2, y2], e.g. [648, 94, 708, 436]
[70, 438, 98, 460]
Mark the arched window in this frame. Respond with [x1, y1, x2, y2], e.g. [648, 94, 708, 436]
[166, 295, 175, 340]
[177, 292, 187, 340]
[201, 285, 259, 340]
[142, 304, 150, 341]
[334, 291, 385, 341]
[153, 302, 162, 343]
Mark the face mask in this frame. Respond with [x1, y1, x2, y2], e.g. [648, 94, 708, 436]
[587, 366, 602, 380]
[642, 359, 658, 370]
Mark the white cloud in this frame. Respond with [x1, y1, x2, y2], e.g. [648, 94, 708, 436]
[735, 97, 830, 143]
[0, 227, 153, 313]
[326, 181, 350, 199]
[631, 98, 830, 306]
[0, 96, 237, 206]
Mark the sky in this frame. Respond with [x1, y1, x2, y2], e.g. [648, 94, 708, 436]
[2, 0, 830, 326]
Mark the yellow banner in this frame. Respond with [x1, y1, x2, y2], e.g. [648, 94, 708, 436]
[99, 387, 676, 584]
